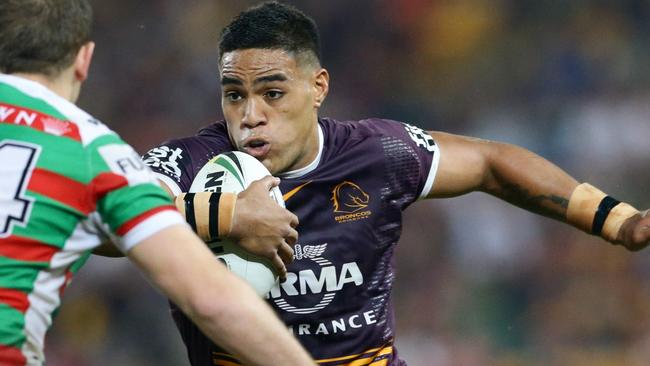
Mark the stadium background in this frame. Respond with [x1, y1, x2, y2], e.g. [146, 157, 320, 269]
[45, 1, 650, 365]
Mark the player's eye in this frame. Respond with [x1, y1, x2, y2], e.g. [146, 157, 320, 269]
[264, 90, 284, 100]
[224, 91, 242, 102]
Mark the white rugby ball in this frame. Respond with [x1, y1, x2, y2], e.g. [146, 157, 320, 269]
[189, 151, 283, 297]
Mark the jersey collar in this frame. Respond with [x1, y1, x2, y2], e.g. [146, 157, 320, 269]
[278, 124, 323, 179]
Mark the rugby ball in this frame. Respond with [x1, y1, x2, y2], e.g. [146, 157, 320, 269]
[189, 151, 283, 296]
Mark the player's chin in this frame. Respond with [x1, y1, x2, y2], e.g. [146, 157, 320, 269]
[263, 159, 279, 175]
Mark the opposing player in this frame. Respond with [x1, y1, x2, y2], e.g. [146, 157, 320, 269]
[0, 1, 314, 365]
[142, 2, 650, 365]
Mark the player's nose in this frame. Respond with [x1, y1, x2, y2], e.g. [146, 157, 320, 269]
[241, 98, 266, 128]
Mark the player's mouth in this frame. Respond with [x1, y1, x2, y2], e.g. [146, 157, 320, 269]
[241, 137, 271, 159]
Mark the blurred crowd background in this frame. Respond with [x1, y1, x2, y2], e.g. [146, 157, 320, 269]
[46, 0, 650, 365]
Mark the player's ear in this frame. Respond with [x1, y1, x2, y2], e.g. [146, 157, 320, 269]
[313, 68, 329, 108]
[74, 41, 95, 82]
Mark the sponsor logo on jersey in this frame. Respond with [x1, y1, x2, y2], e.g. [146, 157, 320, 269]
[288, 309, 379, 336]
[99, 144, 156, 186]
[142, 146, 184, 182]
[403, 122, 436, 153]
[1, 103, 81, 140]
[331, 181, 372, 223]
[41, 117, 73, 136]
[282, 180, 312, 202]
[269, 243, 364, 315]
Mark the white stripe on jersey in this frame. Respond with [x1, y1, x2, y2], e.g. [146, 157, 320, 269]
[418, 142, 440, 199]
[21, 266, 68, 365]
[119, 210, 187, 253]
[153, 172, 183, 196]
[20, 221, 94, 364]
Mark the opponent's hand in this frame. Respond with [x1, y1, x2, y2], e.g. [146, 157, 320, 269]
[616, 210, 650, 251]
[228, 176, 298, 280]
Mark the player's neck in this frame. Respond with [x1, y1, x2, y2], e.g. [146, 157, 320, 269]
[280, 122, 323, 179]
[13, 69, 80, 103]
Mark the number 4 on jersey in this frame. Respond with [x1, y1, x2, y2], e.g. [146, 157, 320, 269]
[0, 140, 41, 237]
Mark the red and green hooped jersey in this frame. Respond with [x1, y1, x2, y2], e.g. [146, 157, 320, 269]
[0, 74, 185, 365]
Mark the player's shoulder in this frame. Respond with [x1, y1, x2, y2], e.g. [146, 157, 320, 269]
[142, 120, 233, 186]
[320, 117, 437, 161]
[0, 73, 115, 146]
[320, 117, 416, 145]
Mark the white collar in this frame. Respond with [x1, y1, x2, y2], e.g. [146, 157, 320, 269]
[278, 124, 323, 179]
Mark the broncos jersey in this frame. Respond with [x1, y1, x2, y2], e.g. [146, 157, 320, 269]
[142, 117, 439, 365]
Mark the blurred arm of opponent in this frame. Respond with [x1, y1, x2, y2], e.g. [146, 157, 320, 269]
[126, 223, 313, 365]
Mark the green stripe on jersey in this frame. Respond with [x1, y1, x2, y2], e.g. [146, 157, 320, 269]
[69, 250, 92, 275]
[98, 184, 173, 232]
[0, 257, 44, 292]
[85, 132, 129, 175]
[0, 82, 69, 121]
[12, 192, 81, 248]
[0, 305, 26, 348]
[0, 124, 87, 182]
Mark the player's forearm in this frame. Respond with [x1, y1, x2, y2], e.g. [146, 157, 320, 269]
[171, 264, 314, 365]
[480, 142, 579, 222]
[430, 132, 647, 249]
[188, 279, 315, 366]
[429, 132, 578, 221]
[128, 226, 313, 366]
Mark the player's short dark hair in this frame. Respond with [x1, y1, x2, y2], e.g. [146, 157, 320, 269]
[0, 0, 92, 76]
[219, 1, 321, 67]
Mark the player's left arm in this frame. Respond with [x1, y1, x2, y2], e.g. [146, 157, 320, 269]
[426, 131, 650, 251]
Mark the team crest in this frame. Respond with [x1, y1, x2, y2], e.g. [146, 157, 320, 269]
[331, 181, 372, 223]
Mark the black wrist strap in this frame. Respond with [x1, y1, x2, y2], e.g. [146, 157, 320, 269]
[592, 196, 621, 236]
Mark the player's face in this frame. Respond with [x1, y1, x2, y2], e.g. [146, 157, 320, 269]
[220, 48, 328, 175]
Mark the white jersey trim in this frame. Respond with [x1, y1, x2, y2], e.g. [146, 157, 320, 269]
[154, 172, 183, 196]
[119, 210, 187, 253]
[279, 125, 323, 179]
[418, 144, 441, 200]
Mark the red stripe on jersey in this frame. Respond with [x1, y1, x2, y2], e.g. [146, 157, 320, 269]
[28, 168, 92, 214]
[116, 206, 177, 236]
[59, 270, 73, 297]
[0, 102, 81, 141]
[88, 172, 129, 203]
[0, 288, 29, 313]
[0, 344, 26, 365]
[0, 235, 58, 262]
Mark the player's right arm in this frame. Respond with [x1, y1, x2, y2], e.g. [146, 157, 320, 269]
[143, 141, 297, 276]
[161, 176, 297, 279]
[94, 175, 298, 278]
[127, 224, 313, 366]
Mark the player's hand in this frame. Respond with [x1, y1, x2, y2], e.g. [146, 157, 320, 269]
[616, 210, 650, 251]
[228, 176, 298, 280]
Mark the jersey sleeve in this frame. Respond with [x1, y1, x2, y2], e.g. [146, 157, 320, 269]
[142, 126, 235, 195]
[362, 118, 440, 201]
[86, 133, 185, 253]
[141, 139, 194, 196]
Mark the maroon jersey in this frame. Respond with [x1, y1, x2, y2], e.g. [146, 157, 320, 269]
[143, 117, 439, 365]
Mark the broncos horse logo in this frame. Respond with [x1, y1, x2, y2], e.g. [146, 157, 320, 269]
[331, 181, 370, 213]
